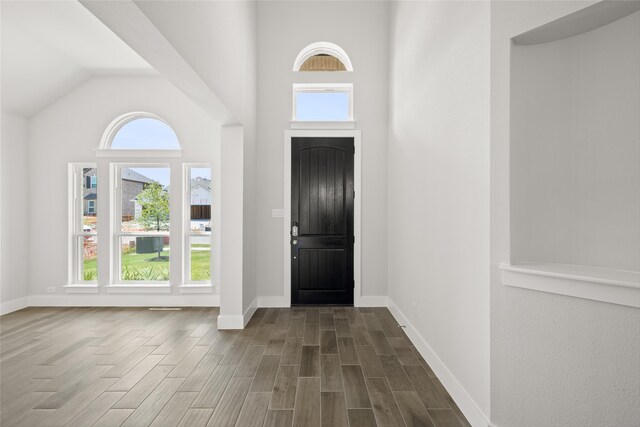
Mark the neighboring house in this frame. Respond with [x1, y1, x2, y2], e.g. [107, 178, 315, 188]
[120, 168, 155, 221]
[82, 168, 97, 217]
[190, 177, 211, 220]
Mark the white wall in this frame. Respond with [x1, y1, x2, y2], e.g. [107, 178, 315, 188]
[28, 76, 219, 301]
[510, 10, 640, 271]
[491, 1, 640, 425]
[132, 0, 259, 314]
[388, 1, 491, 424]
[0, 113, 30, 312]
[256, 1, 389, 302]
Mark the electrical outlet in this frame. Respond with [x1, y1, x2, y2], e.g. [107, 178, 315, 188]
[46, 286, 56, 293]
[272, 208, 284, 218]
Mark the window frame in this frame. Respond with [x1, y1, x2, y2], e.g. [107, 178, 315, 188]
[68, 163, 98, 286]
[291, 83, 354, 123]
[183, 164, 213, 286]
[112, 163, 172, 285]
[87, 200, 96, 214]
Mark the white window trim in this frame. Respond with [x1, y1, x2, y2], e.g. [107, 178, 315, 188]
[112, 163, 172, 286]
[97, 111, 182, 157]
[292, 83, 354, 122]
[293, 41, 354, 71]
[67, 163, 98, 287]
[183, 163, 213, 288]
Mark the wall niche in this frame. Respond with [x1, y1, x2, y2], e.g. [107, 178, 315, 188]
[503, 2, 640, 307]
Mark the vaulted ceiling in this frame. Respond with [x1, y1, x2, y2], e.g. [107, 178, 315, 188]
[1, 0, 157, 117]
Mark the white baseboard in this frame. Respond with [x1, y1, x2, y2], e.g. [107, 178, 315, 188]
[257, 296, 289, 307]
[0, 296, 29, 315]
[356, 295, 388, 307]
[387, 298, 490, 427]
[28, 294, 220, 307]
[218, 297, 257, 329]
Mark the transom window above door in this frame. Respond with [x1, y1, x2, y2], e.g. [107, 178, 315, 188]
[292, 83, 353, 122]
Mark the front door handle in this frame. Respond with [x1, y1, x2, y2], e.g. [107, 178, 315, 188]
[291, 222, 299, 237]
[291, 239, 298, 245]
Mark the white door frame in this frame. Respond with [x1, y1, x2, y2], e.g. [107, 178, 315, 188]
[283, 129, 362, 307]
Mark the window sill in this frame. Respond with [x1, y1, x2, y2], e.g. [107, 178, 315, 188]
[96, 149, 182, 158]
[106, 284, 171, 294]
[179, 284, 215, 294]
[290, 121, 356, 130]
[63, 284, 99, 294]
[500, 263, 640, 308]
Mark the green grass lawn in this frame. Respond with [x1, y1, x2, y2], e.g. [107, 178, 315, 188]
[82, 246, 211, 282]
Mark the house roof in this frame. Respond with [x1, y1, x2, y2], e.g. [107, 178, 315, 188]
[165, 177, 211, 193]
[84, 193, 97, 200]
[121, 168, 155, 184]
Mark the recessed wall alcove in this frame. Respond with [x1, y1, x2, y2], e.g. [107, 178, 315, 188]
[502, 2, 640, 307]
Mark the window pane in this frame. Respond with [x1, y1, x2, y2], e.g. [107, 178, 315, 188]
[120, 236, 170, 281]
[111, 118, 180, 150]
[82, 168, 97, 231]
[80, 235, 97, 282]
[295, 92, 349, 121]
[190, 167, 212, 231]
[121, 167, 170, 232]
[190, 236, 211, 281]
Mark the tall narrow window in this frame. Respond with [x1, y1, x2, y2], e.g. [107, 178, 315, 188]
[185, 165, 212, 283]
[115, 165, 171, 283]
[70, 164, 98, 283]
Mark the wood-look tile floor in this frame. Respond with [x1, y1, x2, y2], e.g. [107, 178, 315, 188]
[0, 306, 471, 427]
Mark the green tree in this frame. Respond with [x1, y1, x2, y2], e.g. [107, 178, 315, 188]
[137, 183, 169, 259]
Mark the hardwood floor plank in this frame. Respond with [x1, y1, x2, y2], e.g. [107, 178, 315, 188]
[250, 354, 280, 393]
[234, 392, 271, 427]
[337, 337, 359, 365]
[356, 345, 385, 377]
[205, 377, 251, 426]
[93, 408, 135, 427]
[395, 390, 436, 427]
[319, 313, 335, 330]
[347, 408, 378, 427]
[388, 337, 420, 366]
[66, 391, 125, 426]
[159, 337, 200, 365]
[320, 330, 337, 355]
[177, 408, 213, 427]
[341, 365, 371, 409]
[403, 365, 449, 409]
[320, 354, 343, 392]
[292, 377, 320, 427]
[121, 377, 184, 426]
[263, 409, 293, 427]
[321, 391, 349, 427]
[379, 354, 414, 391]
[303, 322, 320, 346]
[280, 337, 303, 365]
[265, 330, 288, 355]
[369, 330, 394, 355]
[235, 345, 266, 377]
[149, 391, 197, 427]
[305, 308, 319, 324]
[113, 365, 174, 409]
[219, 336, 252, 365]
[351, 324, 372, 346]
[179, 354, 223, 392]
[108, 354, 165, 392]
[269, 365, 298, 409]
[334, 318, 352, 338]
[427, 409, 464, 427]
[251, 324, 274, 346]
[365, 377, 405, 426]
[102, 345, 157, 378]
[168, 345, 209, 378]
[299, 345, 320, 377]
[191, 364, 237, 408]
[287, 320, 305, 338]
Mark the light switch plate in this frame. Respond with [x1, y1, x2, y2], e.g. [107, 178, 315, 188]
[272, 209, 284, 218]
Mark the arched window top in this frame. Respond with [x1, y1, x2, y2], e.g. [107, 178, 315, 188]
[100, 112, 180, 153]
[293, 42, 353, 72]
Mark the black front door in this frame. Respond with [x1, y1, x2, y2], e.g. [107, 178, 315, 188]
[291, 137, 354, 305]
